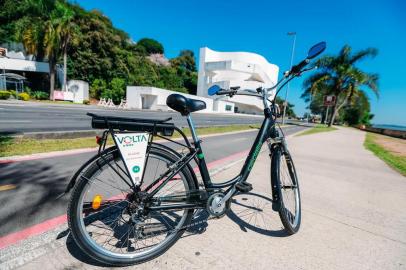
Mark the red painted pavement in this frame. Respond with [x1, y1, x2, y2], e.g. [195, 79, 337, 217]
[0, 148, 250, 249]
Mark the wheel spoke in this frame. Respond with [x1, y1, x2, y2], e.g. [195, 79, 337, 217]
[72, 149, 193, 260]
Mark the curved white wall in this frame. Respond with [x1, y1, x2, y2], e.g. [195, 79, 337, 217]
[197, 47, 279, 113]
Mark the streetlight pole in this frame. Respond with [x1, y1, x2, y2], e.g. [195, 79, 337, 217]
[282, 32, 296, 125]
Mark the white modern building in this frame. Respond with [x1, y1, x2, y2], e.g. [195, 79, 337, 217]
[197, 47, 279, 114]
[0, 44, 88, 103]
[126, 47, 279, 114]
[0, 45, 49, 91]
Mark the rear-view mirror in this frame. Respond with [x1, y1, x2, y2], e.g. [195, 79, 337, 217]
[208, 85, 221, 96]
[307, 41, 326, 59]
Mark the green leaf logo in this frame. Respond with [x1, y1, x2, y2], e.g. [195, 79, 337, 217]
[132, 165, 140, 173]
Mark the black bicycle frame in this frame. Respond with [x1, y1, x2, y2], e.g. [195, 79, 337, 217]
[145, 107, 276, 212]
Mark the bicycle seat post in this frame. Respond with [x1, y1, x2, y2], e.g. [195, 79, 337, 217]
[186, 114, 199, 144]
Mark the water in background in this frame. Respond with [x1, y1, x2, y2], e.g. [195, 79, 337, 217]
[372, 124, 406, 131]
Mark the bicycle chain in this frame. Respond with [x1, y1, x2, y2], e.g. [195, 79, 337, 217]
[137, 209, 219, 239]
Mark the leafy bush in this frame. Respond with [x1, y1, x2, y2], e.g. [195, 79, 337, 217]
[24, 86, 32, 95]
[32, 91, 49, 100]
[18, 92, 30, 101]
[101, 78, 126, 104]
[83, 99, 90, 105]
[0, 90, 11, 100]
[9, 90, 17, 98]
[90, 79, 107, 99]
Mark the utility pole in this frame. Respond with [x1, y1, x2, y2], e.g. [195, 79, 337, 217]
[282, 32, 296, 124]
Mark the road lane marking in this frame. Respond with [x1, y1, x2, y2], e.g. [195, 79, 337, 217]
[230, 138, 248, 143]
[0, 184, 16, 191]
[0, 120, 32, 123]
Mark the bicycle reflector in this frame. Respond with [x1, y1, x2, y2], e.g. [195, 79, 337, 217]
[92, 194, 103, 210]
[96, 136, 103, 145]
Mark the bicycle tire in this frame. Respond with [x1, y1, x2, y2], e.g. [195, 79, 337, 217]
[271, 145, 301, 234]
[67, 145, 197, 266]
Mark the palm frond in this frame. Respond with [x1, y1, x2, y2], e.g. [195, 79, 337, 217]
[349, 48, 378, 65]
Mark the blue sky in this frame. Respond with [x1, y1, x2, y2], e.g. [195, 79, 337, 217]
[74, 0, 406, 126]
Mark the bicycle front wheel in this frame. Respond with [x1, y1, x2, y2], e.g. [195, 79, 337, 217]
[271, 146, 301, 234]
[67, 146, 196, 266]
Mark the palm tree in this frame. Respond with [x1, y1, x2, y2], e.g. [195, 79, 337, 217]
[302, 45, 379, 126]
[21, 0, 76, 99]
[20, 0, 58, 98]
[53, 1, 76, 92]
[19, 0, 55, 61]
[44, 17, 60, 100]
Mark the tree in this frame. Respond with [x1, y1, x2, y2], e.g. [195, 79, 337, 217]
[170, 50, 198, 94]
[302, 45, 379, 126]
[341, 90, 374, 125]
[43, 15, 61, 100]
[52, 1, 77, 91]
[1, 1, 199, 98]
[171, 50, 197, 72]
[275, 97, 296, 118]
[18, 0, 74, 99]
[15, 0, 55, 61]
[137, 38, 164, 55]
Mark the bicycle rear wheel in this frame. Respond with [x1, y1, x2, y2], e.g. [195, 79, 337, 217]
[271, 145, 301, 234]
[67, 145, 197, 266]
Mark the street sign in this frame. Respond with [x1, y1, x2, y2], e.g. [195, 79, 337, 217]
[324, 95, 336, 106]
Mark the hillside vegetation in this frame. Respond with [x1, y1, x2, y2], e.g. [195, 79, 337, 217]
[0, 0, 197, 102]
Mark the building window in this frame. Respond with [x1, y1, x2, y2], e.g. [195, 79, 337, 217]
[225, 105, 232, 111]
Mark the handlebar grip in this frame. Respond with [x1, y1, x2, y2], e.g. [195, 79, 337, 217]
[216, 89, 237, 95]
[291, 59, 310, 74]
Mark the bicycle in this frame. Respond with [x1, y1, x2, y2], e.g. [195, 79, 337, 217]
[65, 41, 326, 266]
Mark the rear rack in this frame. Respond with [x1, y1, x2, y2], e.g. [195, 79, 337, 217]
[87, 113, 175, 136]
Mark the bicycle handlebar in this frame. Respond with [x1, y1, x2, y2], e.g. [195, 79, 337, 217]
[290, 59, 310, 74]
[216, 89, 238, 96]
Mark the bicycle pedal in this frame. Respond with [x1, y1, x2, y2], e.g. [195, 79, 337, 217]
[235, 182, 253, 193]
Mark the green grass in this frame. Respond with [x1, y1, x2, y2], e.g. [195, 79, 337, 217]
[30, 100, 87, 105]
[296, 124, 337, 136]
[364, 132, 406, 176]
[0, 124, 260, 157]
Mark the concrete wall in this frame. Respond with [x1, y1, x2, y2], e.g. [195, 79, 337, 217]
[363, 126, 406, 139]
[0, 57, 49, 73]
[126, 86, 214, 113]
[214, 100, 235, 113]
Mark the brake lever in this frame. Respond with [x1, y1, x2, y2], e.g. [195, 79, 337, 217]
[297, 65, 318, 76]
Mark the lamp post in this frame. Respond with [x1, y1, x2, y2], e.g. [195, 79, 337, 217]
[282, 31, 296, 125]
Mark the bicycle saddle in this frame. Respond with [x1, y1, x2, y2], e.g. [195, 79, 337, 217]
[166, 94, 206, 116]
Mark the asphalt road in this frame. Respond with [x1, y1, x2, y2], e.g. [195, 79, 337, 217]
[3, 127, 405, 270]
[0, 125, 306, 237]
[0, 101, 270, 133]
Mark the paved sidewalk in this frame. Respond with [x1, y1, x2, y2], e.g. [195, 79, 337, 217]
[4, 127, 406, 269]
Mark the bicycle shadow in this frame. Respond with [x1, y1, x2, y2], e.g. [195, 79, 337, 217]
[61, 193, 287, 267]
[226, 192, 289, 237]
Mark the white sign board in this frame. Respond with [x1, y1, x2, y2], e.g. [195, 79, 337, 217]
[114, 133, 150, 186]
